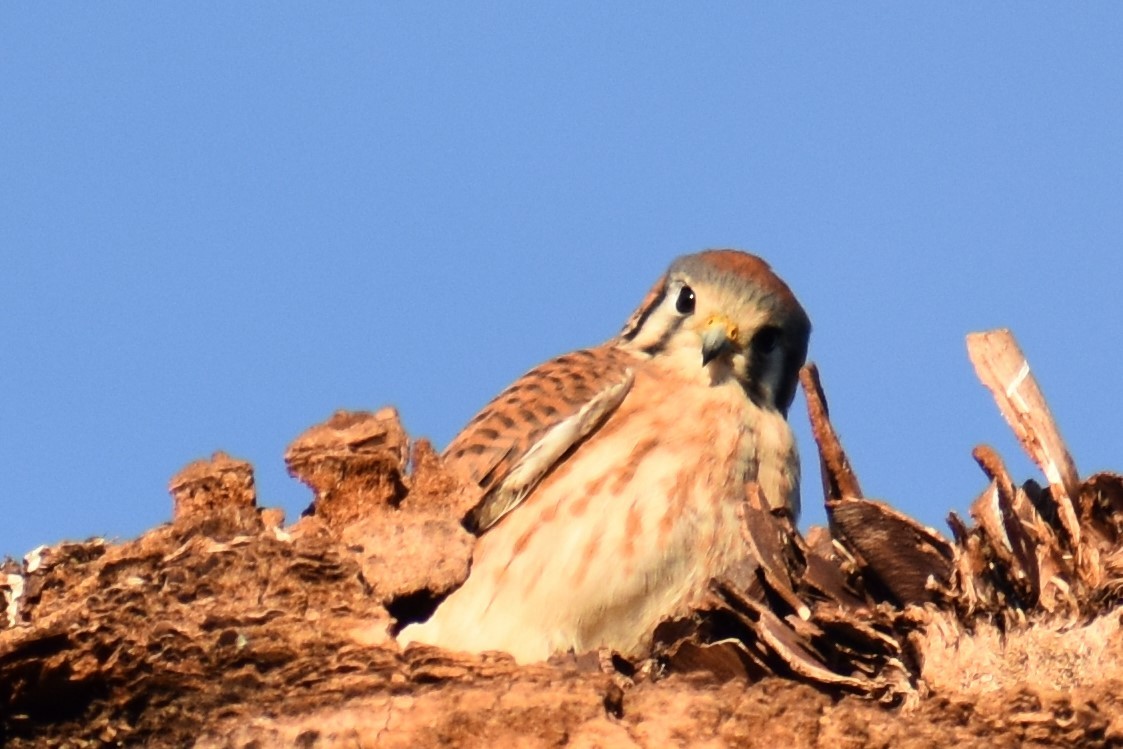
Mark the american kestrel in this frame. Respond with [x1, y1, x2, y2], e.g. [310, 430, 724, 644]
[399, 250, 810, 663]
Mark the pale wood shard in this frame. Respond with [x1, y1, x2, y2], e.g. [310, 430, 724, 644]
[952, 438, 1090, 619]
[799, 363, 863, 501]
[966, 329, 1082, 548]
[972, 444, 1016, 507]
[969, 481, 1018, 573]
[971, 445, 1044, 607]
[1014, 484, 1065, 612]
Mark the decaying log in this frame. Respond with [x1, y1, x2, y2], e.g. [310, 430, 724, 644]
[2, 329, 1123, 747]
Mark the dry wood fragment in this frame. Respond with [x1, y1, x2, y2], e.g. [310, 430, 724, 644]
[966, 329, 1081, 548]
[971, 445, 1043, 606]
[799, 363, 863, 501]
[799, 543, 871, 613]
[827, 498, 954, 606]
[285, 409, 478, 608]
[969, 481, 1018, 572]
[972, 444, 1016, 506]
[285, 407, 411, 526]
[8, 334, 1123, 746]
[169, 451, 257, 520]
[1081, 473, 1123, 539]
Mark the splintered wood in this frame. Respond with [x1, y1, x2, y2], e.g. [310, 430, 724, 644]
[658, 361, 959, 702]
[966, 329, 1082, 547]
[799, 363, 863, 501]
[960, 328, 1123, 615]
[666, 480, 914, 702]
[6, 329, 1123, 747]
[799, 363, 953, 607]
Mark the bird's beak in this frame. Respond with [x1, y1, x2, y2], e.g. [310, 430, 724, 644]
[700, 314, 740, 366]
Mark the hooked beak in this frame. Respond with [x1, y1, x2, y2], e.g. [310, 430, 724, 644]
[700, 314, 740, 366]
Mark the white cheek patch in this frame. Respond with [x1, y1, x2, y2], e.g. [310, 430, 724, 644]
[626, 305, 680, 353]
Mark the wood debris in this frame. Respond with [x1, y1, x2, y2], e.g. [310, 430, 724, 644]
[1, 329, 1122, 747]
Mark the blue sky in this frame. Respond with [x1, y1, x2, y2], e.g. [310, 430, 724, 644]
[2, 6, 1121, 560]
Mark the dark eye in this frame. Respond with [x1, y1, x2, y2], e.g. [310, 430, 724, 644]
[752, 326, 782, 355]
[675, 285, 696, 315]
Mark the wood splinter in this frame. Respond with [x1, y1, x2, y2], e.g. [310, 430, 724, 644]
[799, 363, 863, 503]
[965, 329, 1082, 549]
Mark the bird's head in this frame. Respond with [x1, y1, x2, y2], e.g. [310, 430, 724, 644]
[619, 249, 811, 415]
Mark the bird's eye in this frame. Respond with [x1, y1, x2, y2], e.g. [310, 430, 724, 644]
[675, 285, 696, 315]
[752, 326, 782, 355]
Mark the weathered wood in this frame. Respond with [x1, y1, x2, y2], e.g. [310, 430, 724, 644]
[827, 497, 955, 606]
[971, 445, 1043, 607]
[799, 363, 863, 502]
[966, 330, 1081, 548]
[4, 343, 1123, 747]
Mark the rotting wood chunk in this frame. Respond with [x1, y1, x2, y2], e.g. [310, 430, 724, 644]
[285, 408, 481, 618]
[168, 451, 262, 538]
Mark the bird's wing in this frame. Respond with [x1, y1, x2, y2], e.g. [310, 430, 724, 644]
[444, 345, 637, 533]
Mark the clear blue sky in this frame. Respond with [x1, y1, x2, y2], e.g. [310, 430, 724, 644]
[2, 6, 1121, 560]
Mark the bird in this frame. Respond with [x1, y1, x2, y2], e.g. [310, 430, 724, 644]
[398, 249, 811, 663]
